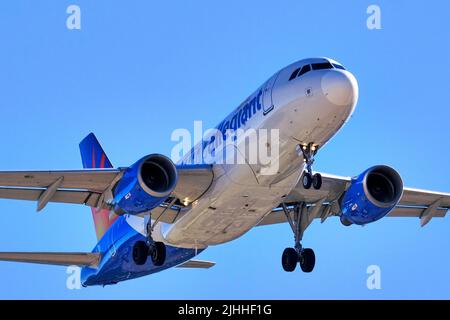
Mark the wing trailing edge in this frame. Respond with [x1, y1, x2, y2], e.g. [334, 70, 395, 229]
[259, 173, 450, 227]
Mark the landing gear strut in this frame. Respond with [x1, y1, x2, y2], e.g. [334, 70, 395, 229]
[280, 202, 316, 273]
[132, 214, 166, 266]
[297, 143, 322, 190]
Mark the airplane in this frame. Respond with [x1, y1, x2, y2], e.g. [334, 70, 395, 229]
[0, 57, 448, 286]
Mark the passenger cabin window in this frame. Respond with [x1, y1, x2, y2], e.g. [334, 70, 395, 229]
[289, 68, 300, 81]
[311, 62, 334, 70]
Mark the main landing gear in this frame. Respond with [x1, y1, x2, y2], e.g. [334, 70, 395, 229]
[280, 202, 316, 273]
[297, 143, 322, 190]
[132, 215, 166, 266]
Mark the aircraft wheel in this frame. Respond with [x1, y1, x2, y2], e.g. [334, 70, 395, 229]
[150, 241, 166, 266]
[282, 248, 298, 272]
[312, 173, 322, 190]
[302, 173, 312, 189]
[299, 248, 315, 273]
[132, 241, 149, 265]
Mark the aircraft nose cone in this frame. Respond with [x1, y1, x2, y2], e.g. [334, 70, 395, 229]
[321, 70, 358, 106]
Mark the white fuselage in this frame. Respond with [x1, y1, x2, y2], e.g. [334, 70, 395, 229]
[159, 57, 359, 249]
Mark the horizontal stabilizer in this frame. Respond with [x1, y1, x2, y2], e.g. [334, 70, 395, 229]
[0, 252, 100, 268]
[176, 259, 215, 269]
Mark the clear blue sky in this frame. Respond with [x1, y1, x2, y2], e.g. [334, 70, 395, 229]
[0, 0, 449, 299]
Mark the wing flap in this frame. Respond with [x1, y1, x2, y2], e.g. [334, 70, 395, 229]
[0, 252, 100, 267]
[258, 204, 448, 226]
[400, 188, 450, 208]
[388, 206, 447, 218]
[259, 172, 449, 227]
[0, 187, 101, 207]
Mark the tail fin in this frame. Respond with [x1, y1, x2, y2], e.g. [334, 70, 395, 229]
[79, 133, 118, 241]
[80, 133, 113, 170]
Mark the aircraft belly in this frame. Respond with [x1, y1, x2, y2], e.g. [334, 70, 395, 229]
[162, 169, 299, 248]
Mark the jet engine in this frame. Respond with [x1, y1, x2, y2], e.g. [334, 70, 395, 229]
[112, 154, 178, 215]
[340, 165, 403, 225]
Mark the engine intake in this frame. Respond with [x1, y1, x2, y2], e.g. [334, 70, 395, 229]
[365, 166, 402, 207]
[138, 155, 178, 198]
[112, 154, 178, 215]
[340, 165, 403, 225]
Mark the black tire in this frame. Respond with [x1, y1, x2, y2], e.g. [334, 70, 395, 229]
[312, 173, 322, 190]
[299, 248, 315, 273]
[150, 241, 166, 266]
[282, 248, 298, 272]
[132, 241, 149, 265]
[302, 172, 312, 189]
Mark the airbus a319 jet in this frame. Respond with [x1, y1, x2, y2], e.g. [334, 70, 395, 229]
[0, 58, 448, 286]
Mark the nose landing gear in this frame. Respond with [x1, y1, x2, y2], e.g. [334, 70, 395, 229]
[297, 143, 322, 190]
[280, 202, 316, 273]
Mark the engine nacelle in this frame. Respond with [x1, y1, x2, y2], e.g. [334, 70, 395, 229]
[112, 154, 178, 215]
[340, 165, 403, 225]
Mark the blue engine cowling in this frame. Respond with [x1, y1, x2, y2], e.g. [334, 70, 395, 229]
[340, 165, 403, 225]
[112, 154, 178, 215]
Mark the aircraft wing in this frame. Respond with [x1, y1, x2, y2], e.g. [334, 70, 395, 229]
[0, 164, 214, 215]
[0, 169, 121, 210]
[258, 173, 450, 227]
[0, 252, 100, 267]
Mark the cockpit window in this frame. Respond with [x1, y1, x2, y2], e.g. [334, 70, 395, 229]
[289, 68, 300, 81]
[298, 64, 311, 76]
[332, 63, 345, 70]
[289, 61, 344, 81]
[311, 62, 334, 70]
[289, 65, 311, 81]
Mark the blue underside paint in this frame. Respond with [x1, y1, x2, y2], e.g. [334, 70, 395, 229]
[81, 216, 200, 286]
